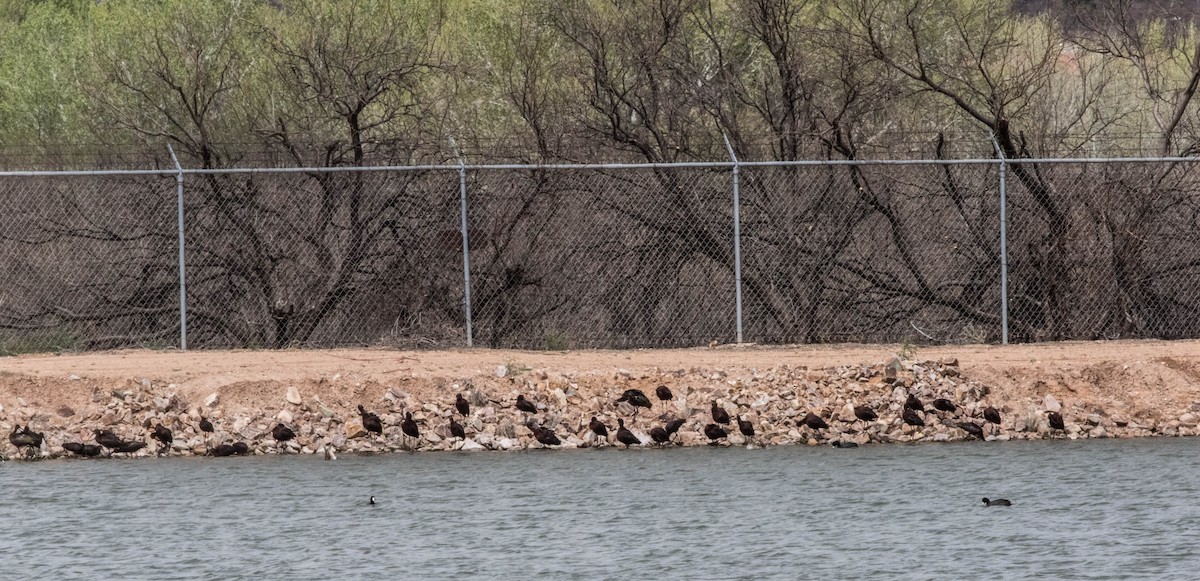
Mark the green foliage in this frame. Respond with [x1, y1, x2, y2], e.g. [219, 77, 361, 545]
[0, 328, 77, 356]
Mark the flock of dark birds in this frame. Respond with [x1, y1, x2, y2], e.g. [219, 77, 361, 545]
[7, 382, 1069, 468]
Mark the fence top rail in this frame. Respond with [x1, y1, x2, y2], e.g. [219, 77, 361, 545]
[0, 155, 1198, 177]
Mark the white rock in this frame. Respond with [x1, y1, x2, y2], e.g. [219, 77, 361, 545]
[277, 409, 293, 424]
[1181, 413, 1196, 424]
[460, 439, 485, 451]
[285, 386, 302, 405]
[495, 365, 508, 378]
[204, 393, 219, 407]
[1043, 394, 1061, 413]
[68, 374, 81, 381]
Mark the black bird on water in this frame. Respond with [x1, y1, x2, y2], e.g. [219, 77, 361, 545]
[649, 426, 670, 445]
[615, 419, 641, 448]
[63, 442, 102, 457]
[982, 497, 1012, 507]
[449, 417, 466, 439]
[589, 416, 609, 443]
[803, 412, 829, 431]
[737, 416, 755, 438]
[831, 441, 859, 449]
[902, 408, 925, 427]
[617, 389, 652, 416]
[401, 412, 420, 439]
[905, 394, 924, 412]
[711, 401, 731, 425]
[1047, 411, 1066, 431]
[532, 424, 561, 447]
[854, 405, 878, 422]
[199, 416, 214, 434]
[455, 393, 471, 417]
[932, 399, 957, 413]
[369, 496, 376, 506]
[151, 424, 173, 455]
[358, 405, 383, 437]
[272, 424, 296, 449]
[231, 441, 250, 455]
[959, 422, 985, 440]
[209, 444, 236, 457]
[983, 406, 1002, 425]
[655, 385, 673, 414]
[703, 423, 728, 444]
[515, 395, 538, 414]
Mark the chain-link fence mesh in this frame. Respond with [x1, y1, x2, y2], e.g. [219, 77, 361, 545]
[3, 159, 1200, 351]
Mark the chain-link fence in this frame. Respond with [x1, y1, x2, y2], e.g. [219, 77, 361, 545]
[3, 156, 1200, 352]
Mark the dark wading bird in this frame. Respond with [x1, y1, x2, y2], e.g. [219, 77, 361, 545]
[231, 441, 250, 456]
[982, 497, 1012, 507]
[515, 395, 538, 414]
[616, 389, 652, 416]
[616, 419, 641, 448]
[932, 399, 957, 413]
[854, 405, 878, 422]
[711, 401, 731, 425]
[1047, 411, 1065, 431]
[664, 418, 685, 438]
[704, 423, 728, 444]
[151, 424, 173, 456]
[209, 444, 237, 457]
[358, 405, 383, 437]
[94, 429, 127, 455]
[9, 425, 42, 458]
[959, 422, 985, 440]
[455, 393, 471, 417]
[401, 412, 420, 449]
[649, 426, 670, 445]
[905, 394, 924, 412]
[737, 416, 755, 438]
[449, 417, 466, 440]
[655, 385, 673, 414]
[62, 442, 102, 457]
[115, 440, 147, 455]
[271, 424, 296, 451]
[532, 424, 561, 448]
[902, 408, 925, 427]
[199, 416, 214, 434]
[589, 416, 609, 444]
[803, 412, 828, 431]
[983, 406, 1002, 425]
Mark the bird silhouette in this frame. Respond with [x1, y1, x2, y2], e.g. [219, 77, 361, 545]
[62, 442, 102, 457]
[615, 419, 641, 447]
[231, 441, 250, 455]
[902, 408, 925, 427]
[711, 401, 731, 425]
[655, 385, 673, 414]
[959, 421, 984, 440]
[803, 412, 828, 431]
[664, 418, 685, 437]
[703, 423, 728, 443]
[589, 416, 609, 444]
[649, 426, 670, 445]
[271, 424, 296, 450]
[455, 393, 471, 417]
[93, 429, 126, 454]
[932, 399, 957, 413]
[983, 406, 1002, 425]
[151, 424, 173, 456]
[854, 405, 878, 422]
[358, 405, 383, 437]
[737, 416, 755, 438]
[616, 389, 652, 416]
[449, 417, 466, 439]
[401, 412, 421, 449]
[1047, 411, 1065, 431]
[115, 440, 147, 454]
[515, 395, 538, 414]
[9, 425, 41, 458]
[209, 443, 237, 457]
[532, 424, 562, 447]
[199, 416, 214, 434]
[905, 394, 924, 412]
[982, 497, 1012, 506]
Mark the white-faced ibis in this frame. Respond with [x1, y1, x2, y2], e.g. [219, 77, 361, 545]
[959, 421, 984, 440]
[932, 399, 957, 413]
[455, 393, 470, 416]
[231, 441, 250, 455]
[10, 425, 41, 458]
[616, 419, 641, 447]
[115, 440, 147, 454]
[589, 416, 609, 444]
[983, 406, 1002, 425]
[63, 442, 102, 457]
[94, 429, 126, 453]
[515, 395, 538, 414]
[982, 497, 1012, 506]
[655, 385, 673, 414]
[664, 418, 685, 436]
[902, 408, 925, 427]
[151, 424, 173, 455]
[649, 426, 670, 444]
[401, 412, 420, 439]
[803, 412, 828, 431]
[358, 405, 383, 436]
[272, 424, 296, 447]
[532, 424, 561, 447]
[209, 443, 237, 457]
[449, 417, 466, 439]
[737, 416, 755, 438]
[617, 389, 652, 416]
[905, 394, 924, 412]
[1047, 411, 1065, 431]
[854, 405, 878, 422]
[704, 423, 728, 443]
[711, 401, 731, 425]
[199, 416, 214, 434]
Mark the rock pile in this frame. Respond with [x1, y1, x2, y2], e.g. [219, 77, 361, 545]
[0, 358, 1193, 461]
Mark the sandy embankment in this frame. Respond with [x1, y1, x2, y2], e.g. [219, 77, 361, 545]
[2, 341, 1200, 459]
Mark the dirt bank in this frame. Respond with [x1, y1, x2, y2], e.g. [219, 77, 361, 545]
[2, 340, 1200, 459]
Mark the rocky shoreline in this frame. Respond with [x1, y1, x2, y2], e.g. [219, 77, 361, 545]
[2, 356, 1196, 461]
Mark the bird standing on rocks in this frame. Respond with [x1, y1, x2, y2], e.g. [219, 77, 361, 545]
[209, 444, 236, 457]
[616, 419, 641, 448]
[455, 393, 471, 417]
[199, 416, 214, 434]
[902, 408, 925, 427]
[737, 416, 755, 439]
[10, 425, 41, 458]
[932, 399, 957, 413]
[704, 423, 728, 444]
[151, 424, 173, 456]
[854, 405, 878, 422]
[664, 418, 686, 438]
[358, 405, 383, 438]
[983, 406, 1002, 425]
[231, 442, 250, 455]
[401, 412, 421, 449]
[94, 429, 126, 455]
[589, 416, 609, 445]
[905, 394, 924, 412]
[449, 417, 466, 440]
[531, 424, 562, 448]
[803, 412, 828, 432]
[711, 401, 731, 425]
[982, 497, 1012, 507]
[272, 423, 296, 451]
[649, 426, 670, 445]
[115, 440, 147, 455]
[616, 389, 652, 416]
[63, 442, 102, 457]
[655, 385, 673, 415]
[1047, 411, 1065, 431]
[515, 395, 538, 414]
[959, 422, 984, 440]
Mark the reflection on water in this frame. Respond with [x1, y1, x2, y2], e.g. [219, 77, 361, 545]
[3, 438, 1199, 579]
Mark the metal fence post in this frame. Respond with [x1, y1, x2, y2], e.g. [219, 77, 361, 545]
[449, 137, 473, 347]
[989, 134, 1010, 345]
[167, 144, 188, 351]
[723, 134, 744, 344]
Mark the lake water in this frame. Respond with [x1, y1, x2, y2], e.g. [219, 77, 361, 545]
[3, 438, 1199, 579]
